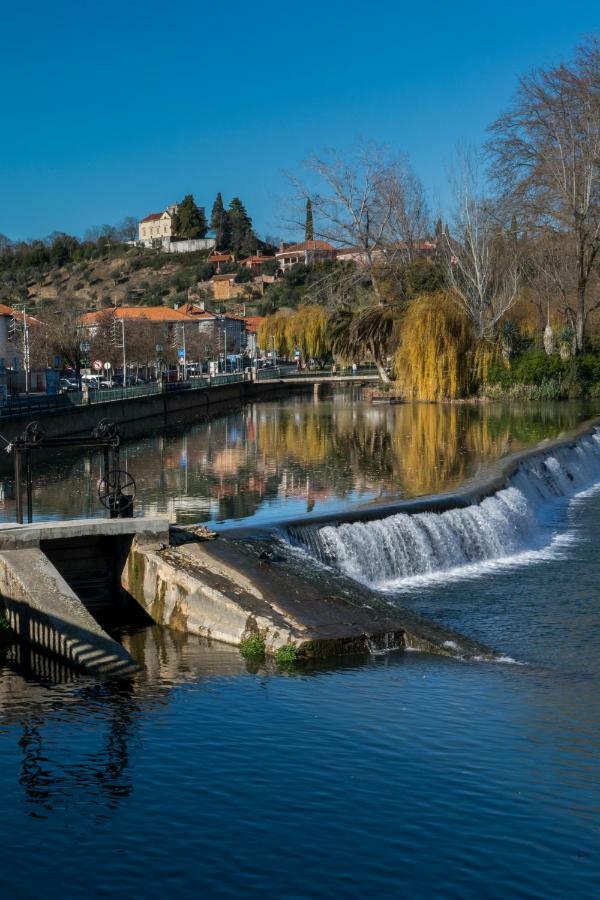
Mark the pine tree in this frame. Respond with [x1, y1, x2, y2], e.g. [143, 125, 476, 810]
[210, 192, 230, 250]
[173, 194, 208, 239]
[305, 199, 314, 241]
[227, 198, 254, 254]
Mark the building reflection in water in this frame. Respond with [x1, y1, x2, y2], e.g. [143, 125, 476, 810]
[0, 392, 594, 528]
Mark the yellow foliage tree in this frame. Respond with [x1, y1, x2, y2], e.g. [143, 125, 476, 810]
[258, 310, 292, 357]
[285, 305, 331, 360]
[258, 305, 331, 360]
[394, 292, 477, 400]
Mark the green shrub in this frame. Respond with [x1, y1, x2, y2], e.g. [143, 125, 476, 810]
[275, 644, 298, 665]
[485, 349, 600, 399]
[240, 634, 266, 658]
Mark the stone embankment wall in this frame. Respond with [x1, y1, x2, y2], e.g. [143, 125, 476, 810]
[0, 379, 304, 448]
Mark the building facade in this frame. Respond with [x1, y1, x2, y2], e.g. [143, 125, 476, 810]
[275, 240, 337, 272]
[138, 204, 179, 243]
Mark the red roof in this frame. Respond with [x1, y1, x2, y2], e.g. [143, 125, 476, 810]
[80, 306, 199, 325]
[243, 316, 264, 334]
[0, 304, 42, 324]
[239, 255, 275, 265]
[140, 212, 164, 223]
[276, 240, 335, 256]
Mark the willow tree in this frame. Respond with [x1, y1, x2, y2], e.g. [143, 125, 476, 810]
[258, 305, 332, 361]
[329, 302, 398, 381]
[394, 292, 476, 400]
[285, 304, 331, 360]
[258, 311, 292, 357]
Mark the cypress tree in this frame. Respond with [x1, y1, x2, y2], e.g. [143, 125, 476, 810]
[228, 197, 254, 254]
[173, 195, 207, 239]
[210, 192, 230, 250]
[305, 198, 314, 241]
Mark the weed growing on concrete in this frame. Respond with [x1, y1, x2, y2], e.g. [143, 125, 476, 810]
[0, 611, 10, 632]
[275, 645, 298, 665]
[240, 634, 266, 658]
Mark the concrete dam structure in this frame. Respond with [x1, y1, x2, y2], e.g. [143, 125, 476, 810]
[3, 417, 600, 676]
[0, 514, 497, 676]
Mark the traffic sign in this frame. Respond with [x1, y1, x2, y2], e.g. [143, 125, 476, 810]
[103, 362, 112, 370]
[92, 360, 103, 372]
[178, 348, 185, 361]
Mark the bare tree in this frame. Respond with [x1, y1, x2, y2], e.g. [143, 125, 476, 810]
[487, 38, 600, 351]
[444, 152, 519, 338]
[288, 142, 430, 301]
[286, 144, 430, 381]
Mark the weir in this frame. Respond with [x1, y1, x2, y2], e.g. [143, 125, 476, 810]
[4, 417, 600, 676]
[286, 423, 600, 591]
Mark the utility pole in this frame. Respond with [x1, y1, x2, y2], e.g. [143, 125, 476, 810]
[121, 317, 126, 388]
[22, 308, 30, 395]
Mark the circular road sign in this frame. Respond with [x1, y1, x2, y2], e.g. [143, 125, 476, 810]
[92, 360, 103, 371]
[103, 361, 112, 370]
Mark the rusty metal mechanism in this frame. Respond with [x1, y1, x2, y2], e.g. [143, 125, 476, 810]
[6, 419, 135, 524]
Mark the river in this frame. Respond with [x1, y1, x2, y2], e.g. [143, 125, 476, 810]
[0, 391, 599, 897]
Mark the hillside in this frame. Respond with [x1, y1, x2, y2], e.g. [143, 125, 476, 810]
[0, 247, 232, 315]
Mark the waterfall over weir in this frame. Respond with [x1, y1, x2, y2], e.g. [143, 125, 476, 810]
[287, 427, 600, 591]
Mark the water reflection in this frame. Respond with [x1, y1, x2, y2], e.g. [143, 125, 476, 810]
[0, 392, 595, 527]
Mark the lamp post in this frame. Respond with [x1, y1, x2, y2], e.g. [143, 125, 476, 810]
[121, 318, 126, 387]
[23, 308, 30, 395]
[155, 343, 164, 382]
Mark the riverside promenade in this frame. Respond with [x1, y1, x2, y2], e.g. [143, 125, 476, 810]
[0, 367, 379, 443]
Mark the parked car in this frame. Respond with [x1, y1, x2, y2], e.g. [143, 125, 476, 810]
[59, 378, 78, 393]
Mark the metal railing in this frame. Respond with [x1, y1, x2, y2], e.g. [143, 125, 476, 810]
[0, 366, 380, 420]
[0, 392, 87, 418]
[208, 372, 246, 386]
[88, 382, 162, 404]
[256, 365, 379, 379]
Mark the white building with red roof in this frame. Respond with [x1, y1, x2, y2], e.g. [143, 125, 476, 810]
[138, 204, 179, 243]
[275, 240, 337, 272]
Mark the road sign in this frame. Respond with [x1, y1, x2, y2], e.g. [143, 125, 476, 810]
[178, 348, 185, 362]
[92, 360, 103, 372]
[103, 362, 112, 370]
[53, 355, 62, 369]
[80, 341, 90, 353]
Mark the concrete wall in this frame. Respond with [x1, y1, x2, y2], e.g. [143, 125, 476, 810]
[166, 238, 216, 254]
[0, 378, 307, 448]
[122, 542, 308, 653]
[0, 547, 140, 676]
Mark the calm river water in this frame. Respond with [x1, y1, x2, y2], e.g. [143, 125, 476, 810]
[0, 390, 597, 527]
[1, 392, 599, 898]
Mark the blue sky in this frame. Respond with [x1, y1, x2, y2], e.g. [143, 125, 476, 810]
[1, 0, 597, 242]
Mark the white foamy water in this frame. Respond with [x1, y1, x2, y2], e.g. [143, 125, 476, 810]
[288, 428, 600, 591]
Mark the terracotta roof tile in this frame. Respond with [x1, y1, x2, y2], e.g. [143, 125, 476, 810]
[276, 240, 335, 255]
[80, 306, 199, 325]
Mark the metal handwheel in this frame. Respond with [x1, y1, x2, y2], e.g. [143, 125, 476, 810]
[97, 468, 137, 513]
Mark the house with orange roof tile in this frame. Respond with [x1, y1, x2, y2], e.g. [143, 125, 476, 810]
[275, 239, 337, 272]
[138, 204, 179, 243]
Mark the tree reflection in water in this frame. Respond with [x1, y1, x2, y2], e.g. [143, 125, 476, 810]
[0, 392, 594, 528]
[17, 679, 137, 818]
